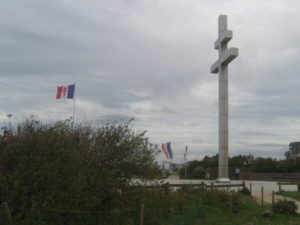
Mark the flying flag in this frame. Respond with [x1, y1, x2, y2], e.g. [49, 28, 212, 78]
[161, 143, 169, 159]
[56, 84, 75, 99]
[161, 142, 173, 159]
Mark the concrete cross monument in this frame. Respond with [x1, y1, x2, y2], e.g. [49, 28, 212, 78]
[210, 15, 238, 182]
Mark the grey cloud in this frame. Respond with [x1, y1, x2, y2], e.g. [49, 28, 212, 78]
[238, 131, 280, 137]
[96, 114, 135, 122]
[236, 141, 287, 148]
[1, 0, 300, 161]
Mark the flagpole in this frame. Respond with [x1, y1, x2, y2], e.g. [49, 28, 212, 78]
[72, 82, 76, 129]
[185, 145, 188, 179]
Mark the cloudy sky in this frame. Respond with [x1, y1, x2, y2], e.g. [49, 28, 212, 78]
[1, 0, 300, 162]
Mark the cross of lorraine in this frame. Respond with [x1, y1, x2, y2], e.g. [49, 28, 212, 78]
[210, 15, 238, 183]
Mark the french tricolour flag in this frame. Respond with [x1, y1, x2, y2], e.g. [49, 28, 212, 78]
[56, 84, 75, 99]
[161, 142, 173, 159]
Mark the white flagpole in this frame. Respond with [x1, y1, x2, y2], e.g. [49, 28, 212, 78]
[72, 82, 76, 129]
[185, 145, 188, 179]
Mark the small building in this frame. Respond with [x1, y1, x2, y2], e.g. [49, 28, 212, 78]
[162, 161, 185, 172]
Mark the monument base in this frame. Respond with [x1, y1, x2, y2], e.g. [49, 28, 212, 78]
[216, 178, 231, 183]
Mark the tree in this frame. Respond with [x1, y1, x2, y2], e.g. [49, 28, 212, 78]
[179, 160, 201, 179]
[230, 154, 254, 169]
[0, 118, 160, 224]
[202, 154, 218, 168]
[192, 166, 205, 178]
[252, 157, 277, 173]
[285, 142, 300, 160]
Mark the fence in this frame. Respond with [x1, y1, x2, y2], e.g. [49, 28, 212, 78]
[143, 181, 245, 190]
[1, 182, 246, 225]
[240, 171, 300, 181]
[277, 181, 300, 192]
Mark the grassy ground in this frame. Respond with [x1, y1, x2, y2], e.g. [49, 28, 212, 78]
[173, 195, 300, 225]
[277, 191, 300, 201]
[8, 189, 300, 225]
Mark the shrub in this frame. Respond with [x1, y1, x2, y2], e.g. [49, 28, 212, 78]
[238, 187, 251, 195]
[200, 189, 240, 212]
[262, 210, 273, 218]
[0, 118, 160, 224]
[272, 199, 298, 214]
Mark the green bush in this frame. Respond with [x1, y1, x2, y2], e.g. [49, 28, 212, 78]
[272, 199, 298, 214]
[197, 189, 240, 212]
[238, 187, 251, 195]
[192, 166, 205, 179]
[13, 219, 48, 225]
[262, 210, 273, 218]
[0, 118, 160, 224]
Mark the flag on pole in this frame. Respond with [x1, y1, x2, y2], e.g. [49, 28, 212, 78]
[56, 84, 75, 99]
[161, 142, 173, 159]
[161, 143, 169, 159]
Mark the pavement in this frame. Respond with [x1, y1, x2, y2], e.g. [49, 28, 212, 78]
[163, 177, 300, 213]
[243, 180, 300, 213]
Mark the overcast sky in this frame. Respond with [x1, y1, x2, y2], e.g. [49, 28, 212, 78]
[1, 0, 300, 162]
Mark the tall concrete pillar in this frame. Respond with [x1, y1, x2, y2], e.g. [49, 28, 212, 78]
[210, 15, 238, 182]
